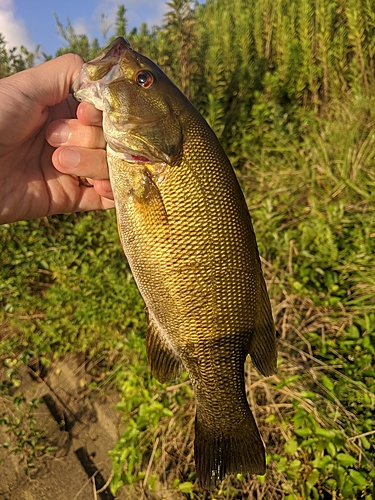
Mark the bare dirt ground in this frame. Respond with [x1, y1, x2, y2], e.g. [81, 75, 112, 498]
[0, 354, 127, 500]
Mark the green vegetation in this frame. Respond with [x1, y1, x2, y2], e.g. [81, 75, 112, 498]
[1, 0, 375, 498]
[0, 33, 37, 77]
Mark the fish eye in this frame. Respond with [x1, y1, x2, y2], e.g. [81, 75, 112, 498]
[135, 70, 154, 89]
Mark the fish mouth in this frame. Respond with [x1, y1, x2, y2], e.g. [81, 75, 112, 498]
[71, 37, 131, 98]
[91, 37, 131, 66]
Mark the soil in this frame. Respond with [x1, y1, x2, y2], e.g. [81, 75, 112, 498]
[0, 354, 127, 500]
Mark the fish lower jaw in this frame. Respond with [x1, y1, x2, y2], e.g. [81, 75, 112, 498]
[73, 81, 107, 112]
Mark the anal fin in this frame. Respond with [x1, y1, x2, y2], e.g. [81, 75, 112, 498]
[248, 275, 277, 377]
[146, 312, 183, 383]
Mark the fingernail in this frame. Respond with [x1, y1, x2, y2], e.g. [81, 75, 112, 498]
[49, 122, 69, 143]
[101, 179, 113, 194]
[59, 149, 80, 169]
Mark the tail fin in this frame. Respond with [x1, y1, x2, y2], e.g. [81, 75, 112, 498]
[194, 412, 266, 489]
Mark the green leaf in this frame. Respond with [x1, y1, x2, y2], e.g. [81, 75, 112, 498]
[341, 479, 355, 497]
[295, 428, 312, 437]
[265, 414, 276, 423]
[162, 408, 173, 417]
[290, 459, 301, 470]
[325, 478, 337, 491]
[38, 260, 49, 270]
[306, 469, 320, 488]
[299, 391, 317, 400]
[311, 486, 320, 500]
[361, 436, 371, 450]
[277, 375, 300, 388]
[326, 441, 336, 457]
[147, 474, 157, 490]
[315, 428, 336, 438]
[333, 466, 346, 488]
[179, 481, 194, 499]
[276, 457, 288, 473]
[336, 453, 357, 467]
[349, 469, 367, 488]
[321, 375, 335, 392]
[285, 438, 298, 455]
[313, 455, 332, 469]
[293, 408, 307, 429]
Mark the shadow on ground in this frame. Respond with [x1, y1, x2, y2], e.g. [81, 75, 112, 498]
[0, 354, 126, 499]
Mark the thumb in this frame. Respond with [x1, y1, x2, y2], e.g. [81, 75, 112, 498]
[17, 54, 84, 108]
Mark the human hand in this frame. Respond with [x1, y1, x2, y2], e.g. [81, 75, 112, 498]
[0, 54, 114, 225]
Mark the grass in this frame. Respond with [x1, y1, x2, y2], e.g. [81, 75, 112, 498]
[1, 95, 375, 499]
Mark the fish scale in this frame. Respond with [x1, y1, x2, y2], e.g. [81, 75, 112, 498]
[73, 36, 277, 489]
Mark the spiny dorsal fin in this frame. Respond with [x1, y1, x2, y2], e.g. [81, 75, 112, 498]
[146, 312, 183, 383]
[248, 275, 277, 377]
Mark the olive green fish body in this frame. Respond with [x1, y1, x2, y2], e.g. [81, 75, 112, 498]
[73, 37, 277, 488]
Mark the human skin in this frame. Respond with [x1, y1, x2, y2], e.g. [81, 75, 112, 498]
[0, 53, 114, 225]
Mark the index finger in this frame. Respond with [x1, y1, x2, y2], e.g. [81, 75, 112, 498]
[76, 102, 103, 126]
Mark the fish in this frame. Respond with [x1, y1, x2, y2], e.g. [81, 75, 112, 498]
[72, 37, 277, 489]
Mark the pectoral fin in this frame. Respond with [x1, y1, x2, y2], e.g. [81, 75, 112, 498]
[146, 312, 183, 383]
[248, 275, 277, 377]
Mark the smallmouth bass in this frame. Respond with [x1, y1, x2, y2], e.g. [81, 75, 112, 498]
[73, 37, 277, 489]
